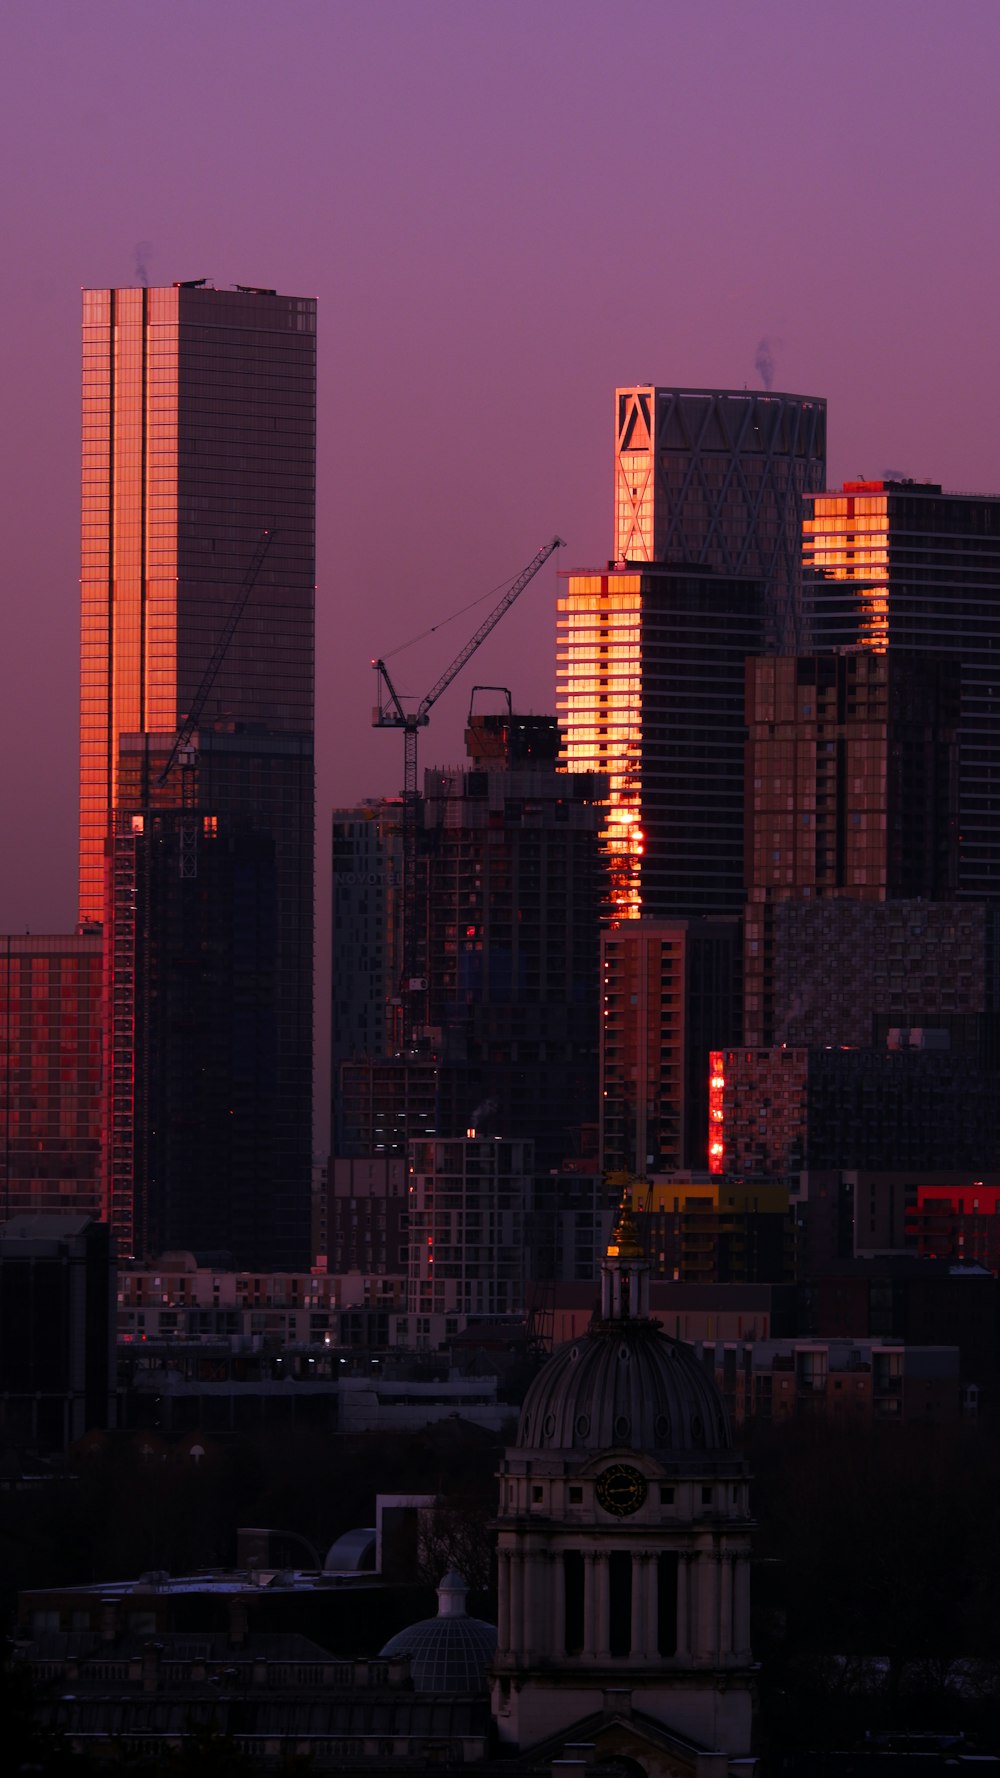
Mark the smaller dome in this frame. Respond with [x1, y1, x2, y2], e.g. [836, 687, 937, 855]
[379, 1572, 497, 1693]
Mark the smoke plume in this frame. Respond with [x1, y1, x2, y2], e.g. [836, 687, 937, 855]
[754, 336, 777, 391]
[134, 240, 153, 287]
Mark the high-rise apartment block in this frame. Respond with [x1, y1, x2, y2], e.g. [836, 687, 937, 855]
[771, 898, 1000, 1055]
[106, 731, 313, 1266]
[614, 385, 826, 649]
[743, 651, 959, 1044]
[420, 713, 605, 1164]
[713, 1038, 999, 1179]
[336, 716, 607, 1172]
[81, 284, 316, 1264]
[407, 1136, 530, 1335]
[626, 1178, 796, 1285]
[331, 801, 404, 1149]
[0, 934, 104, 1223]
[600, 918, 741, 1176]
[804, 479, 1000, 896]
[557, 567, 763, 919]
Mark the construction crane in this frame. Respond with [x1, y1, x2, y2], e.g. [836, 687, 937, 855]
[372, 533, 564, 1039]
[155, 528, 274, 790]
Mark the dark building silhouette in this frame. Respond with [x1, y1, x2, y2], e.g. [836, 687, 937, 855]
[805, 477, 1000, 897]
[107, 730, 313, 1268]
[330, 800, 404, 1150]
[420, 713, 605, 1164]
[0, 1214, 116, 1451]
[771, 897, 1000, 1058]
[336, 716, 606, 1173]
[744, 651, 960, 1045]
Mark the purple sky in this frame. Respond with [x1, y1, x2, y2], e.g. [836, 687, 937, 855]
[2, 0, 998, 1135]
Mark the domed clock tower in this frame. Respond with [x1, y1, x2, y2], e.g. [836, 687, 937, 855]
[491, 1209, 755, 1766]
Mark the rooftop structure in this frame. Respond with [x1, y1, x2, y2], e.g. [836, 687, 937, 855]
[614, 384, 826, 650]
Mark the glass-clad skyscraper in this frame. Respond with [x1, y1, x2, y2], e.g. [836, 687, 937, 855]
[804, 479, 1000, 897]
[614, 385, 826, 652]
[80, 284, 316, 1265]
[557, 565, 764, 920]
[79, 283, 316, 923]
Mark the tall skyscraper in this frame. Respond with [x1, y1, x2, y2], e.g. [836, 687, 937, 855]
[559, 386, 826, 924]
[555, 385, 827, 1192]
[420, 712, 605, 1167]
[79, 282, 316, 923]
[743, 651, 959, 1045]
[614, 385, 826, 650]
[81, 284, 316, 1264]
[804, 479, 1000, 897]
[107, 730, 313, 1266]
[557, 566, 764, 920]
[335, 715, 607, 1173]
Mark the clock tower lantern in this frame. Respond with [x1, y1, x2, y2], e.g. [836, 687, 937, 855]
[491, 1206, 755, 1767]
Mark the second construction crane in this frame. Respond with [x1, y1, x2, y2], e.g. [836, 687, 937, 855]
[372, 533, 564, 1038]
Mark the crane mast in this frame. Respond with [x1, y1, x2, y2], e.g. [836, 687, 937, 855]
[372, 533, 564, 1042]
[156, 528, 274, 790]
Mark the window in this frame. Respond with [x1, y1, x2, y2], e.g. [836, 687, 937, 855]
[564, 1552, 584, 1655]
[657, 1553, 679, 1656]
[609, 1552, 632, 1658]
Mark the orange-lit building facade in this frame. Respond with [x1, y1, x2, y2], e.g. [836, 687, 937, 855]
[0, 935, 104, 1223]
[614, 386, 825, 651]
[79, 283, 316, 924]
[804, 479, 1000, 898]
[743, 651, 959, 1044]
[558, 386, 825, 923]
[81, 284, 316, 1266]
[557, 566, 763, 920]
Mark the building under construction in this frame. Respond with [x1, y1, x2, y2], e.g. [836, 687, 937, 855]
[334, 713, 608, 1174]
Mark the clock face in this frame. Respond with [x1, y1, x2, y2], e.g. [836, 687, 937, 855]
[595, 1463, 647, 1517]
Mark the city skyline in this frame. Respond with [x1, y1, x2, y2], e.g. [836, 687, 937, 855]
[2, 0, 999, 952]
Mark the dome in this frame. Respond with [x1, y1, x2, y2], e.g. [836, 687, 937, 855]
[379, 1572, 497, 1693]
[517, 1317, 731, 1456]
